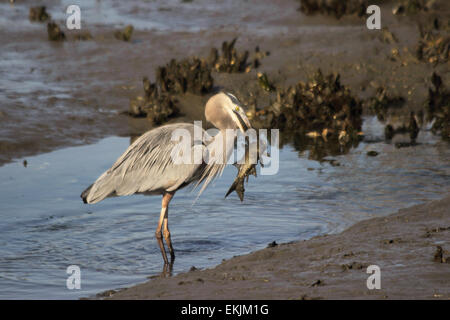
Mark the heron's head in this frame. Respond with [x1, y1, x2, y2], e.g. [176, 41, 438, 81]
[205, 92, 252, 133]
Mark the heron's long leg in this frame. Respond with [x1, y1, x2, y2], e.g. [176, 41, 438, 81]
[155, 206, 168, 265]
[162, 192, 175, 261]
[163, 214, 175, 261]
[155, 192, 174, 265]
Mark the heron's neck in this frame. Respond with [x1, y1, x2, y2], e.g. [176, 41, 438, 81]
[205, 129, 235, 165]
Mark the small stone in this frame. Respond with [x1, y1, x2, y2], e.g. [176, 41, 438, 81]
[434, 246, 446, 263]
[267, 241, 278, 248]
[311, 279, 324, 287]
[114, 25, 134, 42]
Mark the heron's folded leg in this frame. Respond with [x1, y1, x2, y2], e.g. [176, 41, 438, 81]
[162, 192, 175, 261]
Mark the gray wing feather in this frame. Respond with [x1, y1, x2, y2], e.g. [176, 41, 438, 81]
[84, 123, 204, 203]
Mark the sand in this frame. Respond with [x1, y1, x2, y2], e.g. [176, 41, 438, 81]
[105, 195, 450, 300]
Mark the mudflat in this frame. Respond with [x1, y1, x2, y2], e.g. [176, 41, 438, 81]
[2, 1, 449, 166]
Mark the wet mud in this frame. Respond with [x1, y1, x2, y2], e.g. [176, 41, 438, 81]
[106, 195, 450, 300]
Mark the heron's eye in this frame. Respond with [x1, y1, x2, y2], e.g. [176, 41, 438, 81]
[235, 106, 240, 111]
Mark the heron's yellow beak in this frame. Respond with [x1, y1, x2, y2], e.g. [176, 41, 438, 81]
[232, 107, 252, 133]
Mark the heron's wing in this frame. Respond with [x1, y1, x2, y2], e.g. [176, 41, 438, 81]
[85, 123, 203, 203]
[193, 130, 232, 197]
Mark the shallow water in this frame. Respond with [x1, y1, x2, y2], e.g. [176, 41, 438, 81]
[0, 117, 449, 299]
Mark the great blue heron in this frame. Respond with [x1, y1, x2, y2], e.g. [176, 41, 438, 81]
[81, 92, 252, 265]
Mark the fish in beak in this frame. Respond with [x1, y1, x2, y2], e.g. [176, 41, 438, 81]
[226, 102, 257, 201]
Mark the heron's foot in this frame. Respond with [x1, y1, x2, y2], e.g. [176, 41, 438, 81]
[165, 246, 175, 265]
[156, 230, 176, 265]
[163, 229, 175, 261]
[155, 231, 170, 265]
[161, 261, 173, 278]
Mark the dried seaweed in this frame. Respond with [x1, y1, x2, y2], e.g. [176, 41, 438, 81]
[47, 22, 65, 41]
[298, 0, 368, 19]
[129, 57, 214, 123]
[208, 38, 250, 73]
[128, 77, 179, 125]
[114, 25, 134, 42]
[157, 58, 213, 95]
[29, 6, 50, 22]
[416, 27, 450, 65]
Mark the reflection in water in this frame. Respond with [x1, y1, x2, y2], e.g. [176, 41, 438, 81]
[0, 117, 449, 299]
[280, 130, 361, 161]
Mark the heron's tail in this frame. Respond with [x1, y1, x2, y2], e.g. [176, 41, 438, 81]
[81, 184, 93, 204]
[80, 171, 117, 204]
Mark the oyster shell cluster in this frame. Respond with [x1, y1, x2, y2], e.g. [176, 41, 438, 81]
[298, 0, 369, 19]
[254, 70, 363, 146]
[427, 72, 450, 140]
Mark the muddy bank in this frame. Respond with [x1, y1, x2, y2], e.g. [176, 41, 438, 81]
[104, 195, 450, 299]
